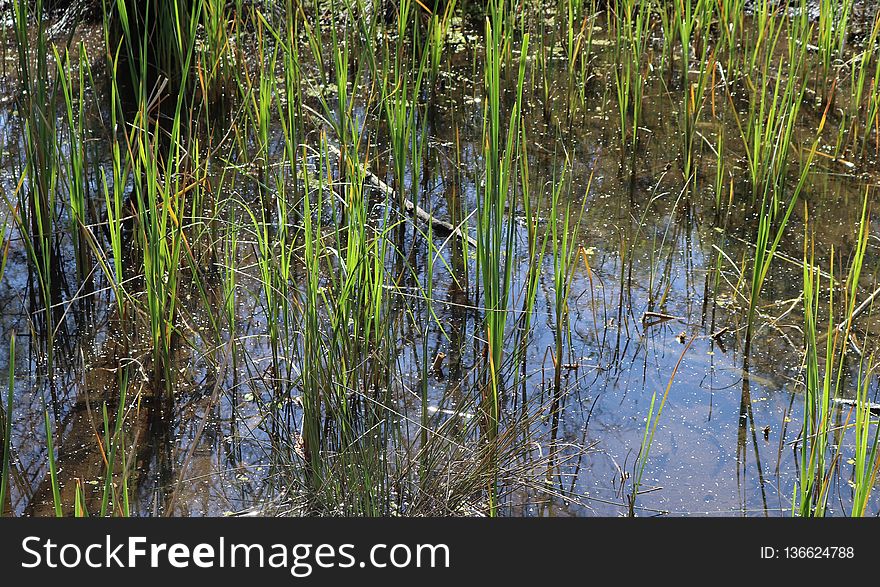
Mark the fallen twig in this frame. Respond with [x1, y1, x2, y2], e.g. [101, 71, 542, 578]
[326, 143, 478, 249]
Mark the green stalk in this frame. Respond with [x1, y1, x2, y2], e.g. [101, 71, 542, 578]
[44, 411, 62, 517]
[0, 332, 15, 515]
[477, 0, 528, 514]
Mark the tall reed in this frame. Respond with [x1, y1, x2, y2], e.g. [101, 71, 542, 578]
[794, 189, 875, 517]
[477, 0, 529, 514]
[612, 0, 650, 152]
[10, 0, 63, 380]
[739, 12, 825, 353]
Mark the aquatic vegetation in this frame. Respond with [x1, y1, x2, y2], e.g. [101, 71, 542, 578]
[612, 0, 651, 152]
[0, 332, 14, 514]
[8, 0, 63, 380]
[0, 0, 879, 519]
[477, 0, 529, 514]
[796, 193, 873, 517]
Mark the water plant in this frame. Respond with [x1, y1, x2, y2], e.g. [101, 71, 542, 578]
[1, 0, 880, 520]
[9, 0, 64, 381]
[477, 0, 529, 514]
[0, 332, 14, 515]
[795, 193, 871, 517]
[612, 0, 651, 152]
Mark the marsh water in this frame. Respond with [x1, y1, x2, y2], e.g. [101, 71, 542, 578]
[2, 3, 880, 516]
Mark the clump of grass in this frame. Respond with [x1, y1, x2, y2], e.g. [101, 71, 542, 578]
[380, 1, 429, 209]
[564, 0, 596, 109]
[816, 0, 854, 100]
[673, 0, 713, 179]
[513, 129, 547, 407]
[864, 13, 880, 159]
[477, 0, 529, 515]
[716, 0, 746, 73]
[796, 192, 872, 517]
[117, 0, 201, 384]
[54, 43, 95, 314]
[545, 165, 588, 484]
[848, 10, 880, 158]
[98, 67, 134, 319]
[9, 0, 64, 380]
[427, 0, 459, 78]
[734, 6, 810, 200]
[739, 18, 828, 354]
[612, 0, 651, 152]
[849, 354, 880, 517]
[196, 0, 235, 107]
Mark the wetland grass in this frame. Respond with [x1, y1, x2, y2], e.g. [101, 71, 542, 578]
[2, 0, 880, 518]
[545, 164, 587, 490]
[9, 0, 64, 382]
[672, 0, 712, 179]
[612, 0, 650, 153]
[796, 195, 872, 517]
[0, 332, 14, 514]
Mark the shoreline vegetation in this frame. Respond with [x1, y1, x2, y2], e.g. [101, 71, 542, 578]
[0, 0, 879, 517]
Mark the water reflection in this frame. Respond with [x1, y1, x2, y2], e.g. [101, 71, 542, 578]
[0, 9, 879, 517]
